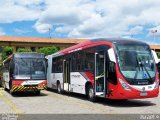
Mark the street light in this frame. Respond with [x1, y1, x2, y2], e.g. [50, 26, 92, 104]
[151, 29, 157, 42]
[44, 28, 52, 39]
[40, 27, 52, 39]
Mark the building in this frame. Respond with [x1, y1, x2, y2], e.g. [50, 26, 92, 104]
[0, 36, 84, 52]
[150, 45, 160, 52]
[0, 35, 160, 52]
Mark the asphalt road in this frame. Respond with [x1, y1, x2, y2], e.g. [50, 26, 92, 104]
[0, 87, 160, 120]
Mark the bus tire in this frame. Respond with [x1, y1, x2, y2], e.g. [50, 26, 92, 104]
[9, 81, 14, 95]
[4, 85, 8, 91]
[87, 84, 96, 102]
[3, 82, 9, 91]
[9, 90, 14, 95]
[35, 90, 40, 95]
[57, 83, 62, 94]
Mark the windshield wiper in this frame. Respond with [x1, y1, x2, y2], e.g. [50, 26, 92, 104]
[134, 57, 141, 79]
[138, 57, 153, 84]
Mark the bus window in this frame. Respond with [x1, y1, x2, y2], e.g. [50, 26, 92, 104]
[108, 61, 117, 85]
[52, 57, 63, 73]
[14, 58, 31, 79]
[31, 59, 46, 79]
[84, 49, 95, 73]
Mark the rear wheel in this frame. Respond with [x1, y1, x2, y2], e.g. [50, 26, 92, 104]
[87, 84, 96, 102]
[57, 83, 62, 94]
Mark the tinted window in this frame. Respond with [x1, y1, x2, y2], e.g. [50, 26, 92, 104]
[52, 56, 63, 73]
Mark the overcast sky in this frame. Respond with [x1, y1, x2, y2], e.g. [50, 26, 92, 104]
[0, 0, 160, 44]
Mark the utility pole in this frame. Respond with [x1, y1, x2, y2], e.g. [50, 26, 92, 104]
[41, 27, 52, 38]
[48, 28, 51, 39]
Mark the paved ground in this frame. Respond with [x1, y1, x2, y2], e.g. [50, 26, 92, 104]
[0, 87, 160, 120]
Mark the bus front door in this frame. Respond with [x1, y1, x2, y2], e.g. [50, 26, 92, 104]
[95, 52, 106, 97]
[63, 60, 70, 92]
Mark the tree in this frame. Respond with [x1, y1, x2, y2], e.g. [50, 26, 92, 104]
[37, 46, 58, 55]
[2, 46, 14, 60]
[17, 48, 32, 52]
[157, 52, 160, 59]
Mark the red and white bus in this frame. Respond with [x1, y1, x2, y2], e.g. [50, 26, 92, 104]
[47, 38, 159, 101]
[2, 53, 47, 95]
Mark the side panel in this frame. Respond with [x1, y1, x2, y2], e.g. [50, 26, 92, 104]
[49, 72, 90, 94]
[70, 72, 89, 94]
[50, 72, 89, 94]
[47, 55, 53, 88]
[48, 73, 63, 89]
[54, 73, 63, 89]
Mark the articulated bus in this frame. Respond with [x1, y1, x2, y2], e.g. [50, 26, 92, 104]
[2, 53, 47, 95]
[47, 38, 159, 101]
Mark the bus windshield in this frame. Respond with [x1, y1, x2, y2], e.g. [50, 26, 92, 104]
[13, 58, 46, 80]
[115, 44, 156, 84]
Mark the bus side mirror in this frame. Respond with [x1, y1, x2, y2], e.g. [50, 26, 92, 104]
[108, 48, 116, 63]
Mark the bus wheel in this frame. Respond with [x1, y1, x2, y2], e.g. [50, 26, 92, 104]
[57, 83, 62, 94]
[35, 90, 40, 95]
[4, 84, 8, 91]
[9, 90, 14, 95]
[87, 84, 96, 102]
[9, 82, 14, 95]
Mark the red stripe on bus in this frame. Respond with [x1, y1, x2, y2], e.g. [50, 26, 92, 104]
[84, 72, 94, 85]
[12, 80, 25, 85]
[38, 80, 47, 85]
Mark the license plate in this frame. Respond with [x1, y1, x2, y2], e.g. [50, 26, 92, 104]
[140, 92, 148, 96]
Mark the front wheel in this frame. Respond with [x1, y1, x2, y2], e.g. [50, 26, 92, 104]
[9, 81, 13, 94]
[87, 84, 96, 102]
[3, 82, 8, 91]
[9, 90, 14, 95]
[35, 90, 41, 95]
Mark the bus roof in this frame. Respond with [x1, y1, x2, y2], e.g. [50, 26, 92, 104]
[91, 38, 147, 45]
[13, 52, 45, 58]
[49, 38, 148, 58]
[3, 53, 45, 63]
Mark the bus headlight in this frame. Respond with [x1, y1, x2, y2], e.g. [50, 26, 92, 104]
[154, 81, 159, 89]
[119, 78, 131, 91]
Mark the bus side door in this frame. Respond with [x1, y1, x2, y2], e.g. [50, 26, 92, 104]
[95, 51, 106, 97]
[63, 60, 70, 91]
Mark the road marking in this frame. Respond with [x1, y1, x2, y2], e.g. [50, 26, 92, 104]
[0, 92, 24, 120]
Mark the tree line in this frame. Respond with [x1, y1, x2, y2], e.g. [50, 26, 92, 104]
[2, 46, 59, 61]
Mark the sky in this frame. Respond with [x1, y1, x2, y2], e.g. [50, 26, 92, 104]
[0, 0, 160, 44]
